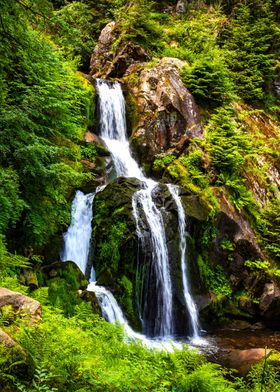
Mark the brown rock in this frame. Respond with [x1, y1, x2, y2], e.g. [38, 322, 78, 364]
[176, 0, 188, 15]
[19, 268, 38, 290]
[90, 22, 148, 78]
[0, 328, 33, 384]
[90, 21, 117, 78]
[107, 42, 148, 78]
[0, 288, 41, 323]
[259, 281, 280, 328]
[0, 328, 18, 348]
[84, 131, 100, 143]
[81, 159, 95, 170]
[125, 58, 203, 164]
[226, 348, 271, 375]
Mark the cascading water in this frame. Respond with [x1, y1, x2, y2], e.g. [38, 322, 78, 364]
[132, 184, 173, 337]
[96, 79, 143, 179]
[62, 191, 181, 350]
[62, 79, 203, 345]
[167, 184, 200, 340]
[96, 79, 173, 337]
[61, 191, 94, 274]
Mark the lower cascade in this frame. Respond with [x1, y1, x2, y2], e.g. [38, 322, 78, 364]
[62, 79, 203, 345]
[61, 191, 95, 274]
[167, 184, 200, 340]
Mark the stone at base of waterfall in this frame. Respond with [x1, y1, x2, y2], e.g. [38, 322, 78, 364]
[80, 290, 102, 316]
[0, 327, 33, 383]
[41, 261, 88, 290]
[225, 348, 271, 376]
[0, 287, 41, 323]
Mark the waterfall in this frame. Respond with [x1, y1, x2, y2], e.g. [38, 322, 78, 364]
[62, 191, 185, 350]
[96, 79, 143, 179]
[61, 191, 94, 274]
[132, 183, 173, 337]
[96, 79, 173, 337]
[62, 79, 204, 345]
[167, 184, 200, 339]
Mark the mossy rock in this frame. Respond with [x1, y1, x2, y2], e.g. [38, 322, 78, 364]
[91, 177, 141, 329]
[181, 194, 211, 221]
[42, 261, 88, 290]
[0, 330, 34, 385]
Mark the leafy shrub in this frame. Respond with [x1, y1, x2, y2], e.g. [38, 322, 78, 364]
[153, 154, 176, 172]
[222, 3, 279, 106]
[180, 54, 235, 107]
[244, 259, 270, 272]
[0, 1, 94, 248]
[46, 2, 96, 70]
[197, 256, 232, 296]
[9, 301, 244, 392]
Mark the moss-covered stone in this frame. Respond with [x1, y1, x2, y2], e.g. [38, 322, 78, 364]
[90, 177, 141, 329]
[42, 261, 89, 316]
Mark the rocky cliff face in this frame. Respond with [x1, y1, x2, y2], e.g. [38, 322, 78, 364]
[87, 21, 280, 332]
[124, 58, 203, 167]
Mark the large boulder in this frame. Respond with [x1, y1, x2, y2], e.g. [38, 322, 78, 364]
[41, 261, 88, 289]
[124, 58, 203, 167]
[90, 177, 205, 335]
[90, 21, 118, 78]
[41, 261, 90, 316]
[0, 328, 33, 389]
[0, 288, 41, 323]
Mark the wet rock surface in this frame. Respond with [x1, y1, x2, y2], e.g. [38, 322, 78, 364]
[259, 281, 280, 328]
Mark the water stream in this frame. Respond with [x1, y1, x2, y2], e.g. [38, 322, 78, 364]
[167, 184, 200, 341]
[96, 79, 173, 337]
[61, 191, 94, 273]
[62, 79, 202, 345]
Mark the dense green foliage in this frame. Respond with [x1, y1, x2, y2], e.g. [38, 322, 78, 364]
[222, 2, 280, 106]
[0, 0, 95, 249]
[0, 0, 280, 391]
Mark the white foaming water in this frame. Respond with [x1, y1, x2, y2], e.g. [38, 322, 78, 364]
[62, 79, 207, 349]
[61, 191, 94, 274]
[167, 184, 201, 342]
[87, 282, 181, 352]
[96, 79, 144, 179]
[96, 79, 173, 337]
[132, 180, 173, 337]
[61, 190, 185, 351]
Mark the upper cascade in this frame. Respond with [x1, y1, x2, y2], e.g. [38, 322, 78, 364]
[96, 79, 144, 179]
